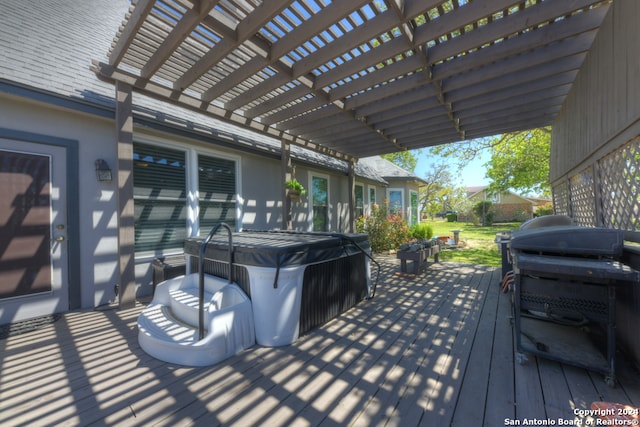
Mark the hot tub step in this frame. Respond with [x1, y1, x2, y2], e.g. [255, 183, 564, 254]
[137, 274, 255, 366]
[168, 287, 214, 327]
[138, 304, 201, 345]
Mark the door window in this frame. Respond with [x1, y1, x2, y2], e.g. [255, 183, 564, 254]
[312, 175, 328, 231]
[0, 150, 52, 298]
[410, 191, 418, 226]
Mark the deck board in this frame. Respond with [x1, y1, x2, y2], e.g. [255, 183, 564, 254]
[1, 255, 639, 427]
[450, 267, 501, 427]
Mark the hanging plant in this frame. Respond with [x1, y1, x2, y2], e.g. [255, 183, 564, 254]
[284, 178, 306, 200]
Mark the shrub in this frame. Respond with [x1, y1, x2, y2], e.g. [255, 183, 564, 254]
[410, 223, 433, 240]
[356, 202, 410, 252]
[446, 212, 457, 222]
[535, 205, 555, 217]
[472, 200, 494, 226]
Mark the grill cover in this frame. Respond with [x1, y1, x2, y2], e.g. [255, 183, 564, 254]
[510, 226, 624, 258]
[514, 253, 639, 283]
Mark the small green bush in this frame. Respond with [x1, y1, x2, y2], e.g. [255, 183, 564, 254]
[410, 223, 433, 240]
[535, 205, 555, 217]
[446, 213, 457, 222]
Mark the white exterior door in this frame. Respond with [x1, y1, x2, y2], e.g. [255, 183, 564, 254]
[0, 139, 68, 325]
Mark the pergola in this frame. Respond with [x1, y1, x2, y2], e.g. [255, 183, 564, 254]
[92, 0, 612, 307]
[94, 0, 611, 161]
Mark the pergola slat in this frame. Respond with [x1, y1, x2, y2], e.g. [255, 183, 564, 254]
[109, 0, 155, 67]
[141, 0, 220, 78]
[174, 0, 290, 91]
[270, 0, 372, 62]
[433, 8, 605, 81]
[97, 0, 612, 159]
[291, 10, 399, 79]
[442, 32, 595, 90]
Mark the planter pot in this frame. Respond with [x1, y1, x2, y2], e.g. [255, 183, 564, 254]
[287, 190, 301, 201]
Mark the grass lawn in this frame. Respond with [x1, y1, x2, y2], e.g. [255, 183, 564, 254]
[423, 219, 522, 266]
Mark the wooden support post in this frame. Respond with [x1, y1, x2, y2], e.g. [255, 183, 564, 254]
[348, 160, 355, 233]
[281, 140, 292, 230]
[115, 81, 136, 309]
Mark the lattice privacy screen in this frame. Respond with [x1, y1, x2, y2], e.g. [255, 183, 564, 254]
[569, 167, 597, 227]
[553, 136, 640, 230]
[599, 136, 640, 231]
[553, 181, 570, 218]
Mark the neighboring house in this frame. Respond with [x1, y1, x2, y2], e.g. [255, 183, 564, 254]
[0, 0, 423, 325]
[464, 186, 535, 222]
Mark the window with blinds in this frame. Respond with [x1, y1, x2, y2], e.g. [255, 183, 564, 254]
[198, 154, 236, 235]
[410, 191, 418, 226]
[355, 185, 364, 219]
[132, 143, 238, 254]
[133, 143, 187, 253]
[312, 175, 328, 232]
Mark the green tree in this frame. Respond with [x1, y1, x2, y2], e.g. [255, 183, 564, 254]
[381, 150, 419, 172]
[419, 162, 468, 218]
[428, 127, 551, 197]
[485, 128, 551, 197]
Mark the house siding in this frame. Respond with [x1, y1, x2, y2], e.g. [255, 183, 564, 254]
[1, 93, 119, 309]
[550, 0, 640, 182]
[550, 0, 640, 369]
[0, 91, 393, 306]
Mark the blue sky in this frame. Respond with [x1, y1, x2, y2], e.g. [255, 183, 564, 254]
[414, 150, 490, 188]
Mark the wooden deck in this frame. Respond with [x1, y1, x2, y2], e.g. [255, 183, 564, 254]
[2, 256, 639, 426]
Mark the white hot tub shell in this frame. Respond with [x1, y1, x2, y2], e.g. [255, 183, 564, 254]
[185, 231, 372, 347]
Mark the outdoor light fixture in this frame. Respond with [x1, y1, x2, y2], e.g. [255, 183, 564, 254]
[95, 159, 112, 182]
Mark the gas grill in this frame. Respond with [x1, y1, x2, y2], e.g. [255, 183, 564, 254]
[510, 225, 639, 386]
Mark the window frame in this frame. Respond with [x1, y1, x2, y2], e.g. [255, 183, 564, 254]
[354, 183, 364, 220]
[309, 172, 330, 232]
[195, 150, 241, 236]
[367, 186, 377, 215]
[132, 136, 240, 257]
[387, 188, 404, 217]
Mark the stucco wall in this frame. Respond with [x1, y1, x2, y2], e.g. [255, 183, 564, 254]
[0, 93, 119, 309]
[1, 92, 392, 308]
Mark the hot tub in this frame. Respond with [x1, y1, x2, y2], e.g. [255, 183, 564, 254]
[184, 230, 372, 347]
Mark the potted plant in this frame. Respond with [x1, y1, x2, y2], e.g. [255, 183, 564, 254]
[284, 178, 306, 201]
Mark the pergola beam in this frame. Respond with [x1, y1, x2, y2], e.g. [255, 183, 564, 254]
[92, 60, 357, 162]
[96, 0, 612, 159]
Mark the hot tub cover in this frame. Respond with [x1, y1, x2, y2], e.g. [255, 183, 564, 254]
[510, 226, 624, 258]
[185, 230, 370, 268]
